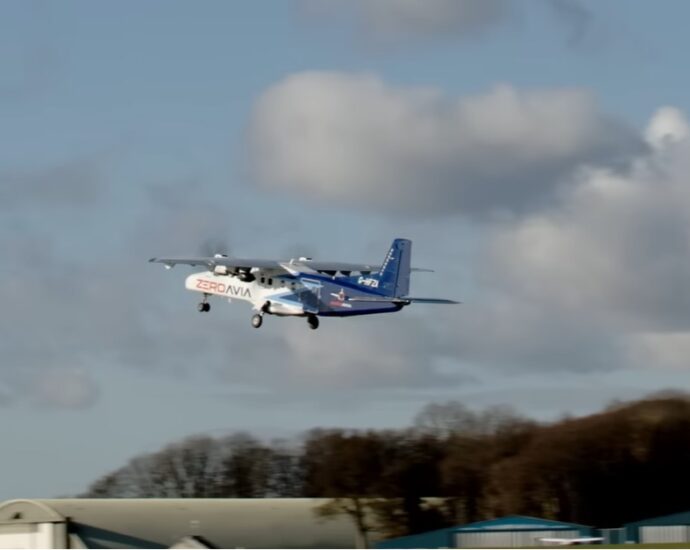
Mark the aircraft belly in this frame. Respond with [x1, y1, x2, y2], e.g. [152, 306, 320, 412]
[319, 304, 402, 317]
[319, 298, 402, 316]
[316, 279, 402, 316]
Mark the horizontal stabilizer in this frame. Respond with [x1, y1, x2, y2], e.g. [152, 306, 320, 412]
[404, 297, 460, 304]
[346, 296, 460, 305]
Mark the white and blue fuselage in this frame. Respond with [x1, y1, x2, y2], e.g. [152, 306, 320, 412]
[185, 268, 403, 318]
[152, 239, 457, 330]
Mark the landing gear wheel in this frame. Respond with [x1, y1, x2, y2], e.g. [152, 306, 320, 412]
[198, 302, 210, 312]
[307, 315, 319, 330]
[251, 314, 263, 328]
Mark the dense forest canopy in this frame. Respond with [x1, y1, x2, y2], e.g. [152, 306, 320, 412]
[81, 392, 690, 540]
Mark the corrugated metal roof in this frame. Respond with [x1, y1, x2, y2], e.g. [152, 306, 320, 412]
[453, 515, 591, 532]
[0, 499, 65, 524]
[376, 526, 455, 549]
[625, 510, 690, 527]
[376, 516, 594, 548]
[0, 498, 365, 549]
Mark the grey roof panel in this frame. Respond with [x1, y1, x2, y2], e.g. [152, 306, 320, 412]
[27, 499, 362, 549]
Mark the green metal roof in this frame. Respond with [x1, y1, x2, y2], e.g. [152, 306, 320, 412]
[625, 509, 690, 527]
[454, 515, 591, 532]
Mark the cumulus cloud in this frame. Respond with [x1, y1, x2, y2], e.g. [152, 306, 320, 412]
[645, 106, 690, 148]
[248, 72, 644, 216]
[447, 107, 690, 372]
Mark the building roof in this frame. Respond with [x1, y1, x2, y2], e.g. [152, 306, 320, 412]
[376, 515, 593, 548]
[0, 498, 363, 549]
[376, 526, 456, 549]
[453, 515, 591, 532]
[625, 509, 690, 528]
[0, 499, 65, 524]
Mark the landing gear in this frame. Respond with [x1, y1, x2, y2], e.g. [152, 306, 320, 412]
[251, 302, 270, 329]
[307, 314, 319, 330]
[197, 301, 210, 312]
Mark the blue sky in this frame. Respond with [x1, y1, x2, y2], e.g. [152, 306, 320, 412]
[3, 0, 690, 498]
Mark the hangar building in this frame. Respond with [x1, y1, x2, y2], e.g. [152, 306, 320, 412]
[0, 498, 365, 549]
[625, 509, 690, 544]
[376, 515, 594, 549]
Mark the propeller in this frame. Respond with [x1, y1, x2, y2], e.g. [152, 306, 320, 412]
[199, 238, 230, 258]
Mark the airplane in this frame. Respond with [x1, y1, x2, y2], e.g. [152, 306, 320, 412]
[537, 537, 604, 546]
[149, 238, 459, 329]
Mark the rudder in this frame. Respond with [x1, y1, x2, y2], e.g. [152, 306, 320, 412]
[376, 239, 411, 297]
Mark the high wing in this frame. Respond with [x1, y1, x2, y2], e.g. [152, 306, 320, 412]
[149, 256, 431, 275]
[149, 257, 283, 271]
[294, 261, 379, 274]
[346, 296, 460, 304]
[288, 262, 433, 274]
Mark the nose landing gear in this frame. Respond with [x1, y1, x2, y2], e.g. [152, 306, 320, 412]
[307, 314, 319, 330]
[198, 295, 211, 312]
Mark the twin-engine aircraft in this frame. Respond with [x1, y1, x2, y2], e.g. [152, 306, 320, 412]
[150, 239, 458, 330]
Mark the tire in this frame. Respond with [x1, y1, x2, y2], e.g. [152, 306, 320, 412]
[307, 315, 319, 330]
[251, 314, 263, 328]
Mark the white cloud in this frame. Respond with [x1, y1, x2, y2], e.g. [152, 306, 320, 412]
[645, 106, 690, 148]
[248, 72, 643, 216]
[629, 332, 690, 370]
[449, 107, 690, 372]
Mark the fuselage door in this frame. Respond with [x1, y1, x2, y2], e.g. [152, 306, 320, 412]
[300, 278, 322, 313]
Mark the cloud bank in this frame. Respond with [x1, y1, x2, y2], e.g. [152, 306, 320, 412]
[448, 107, 690, 372]
[248, 72, 644, 216]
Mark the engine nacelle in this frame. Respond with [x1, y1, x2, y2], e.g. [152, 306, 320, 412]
[267, 301, 303, 316]
[236, 271, 255, 282]
[213, 265, 229, 276]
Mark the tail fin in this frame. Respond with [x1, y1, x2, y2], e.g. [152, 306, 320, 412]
[376, 239, 411, 297]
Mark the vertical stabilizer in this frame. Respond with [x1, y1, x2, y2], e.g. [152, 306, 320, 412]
[376, 239, 411, 297]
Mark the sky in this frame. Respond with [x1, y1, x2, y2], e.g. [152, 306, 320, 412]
[3, 0, 690, 498]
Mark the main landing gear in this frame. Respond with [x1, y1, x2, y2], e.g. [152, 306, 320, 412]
[251, 302, 270, 329]
[198, 295, 210, 312]
[250, 310, 320, 330]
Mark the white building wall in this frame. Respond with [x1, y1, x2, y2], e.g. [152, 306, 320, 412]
[0, 522, 64, 549]
[455, 529, 580, 548]
[640, 525, 690, 543]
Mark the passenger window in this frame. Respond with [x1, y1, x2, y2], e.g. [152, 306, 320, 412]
[260, 277, 265, 284]
[268, 278, 273, 285]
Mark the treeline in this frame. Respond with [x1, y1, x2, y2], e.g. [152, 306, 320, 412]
[81, 393, 690, 541]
